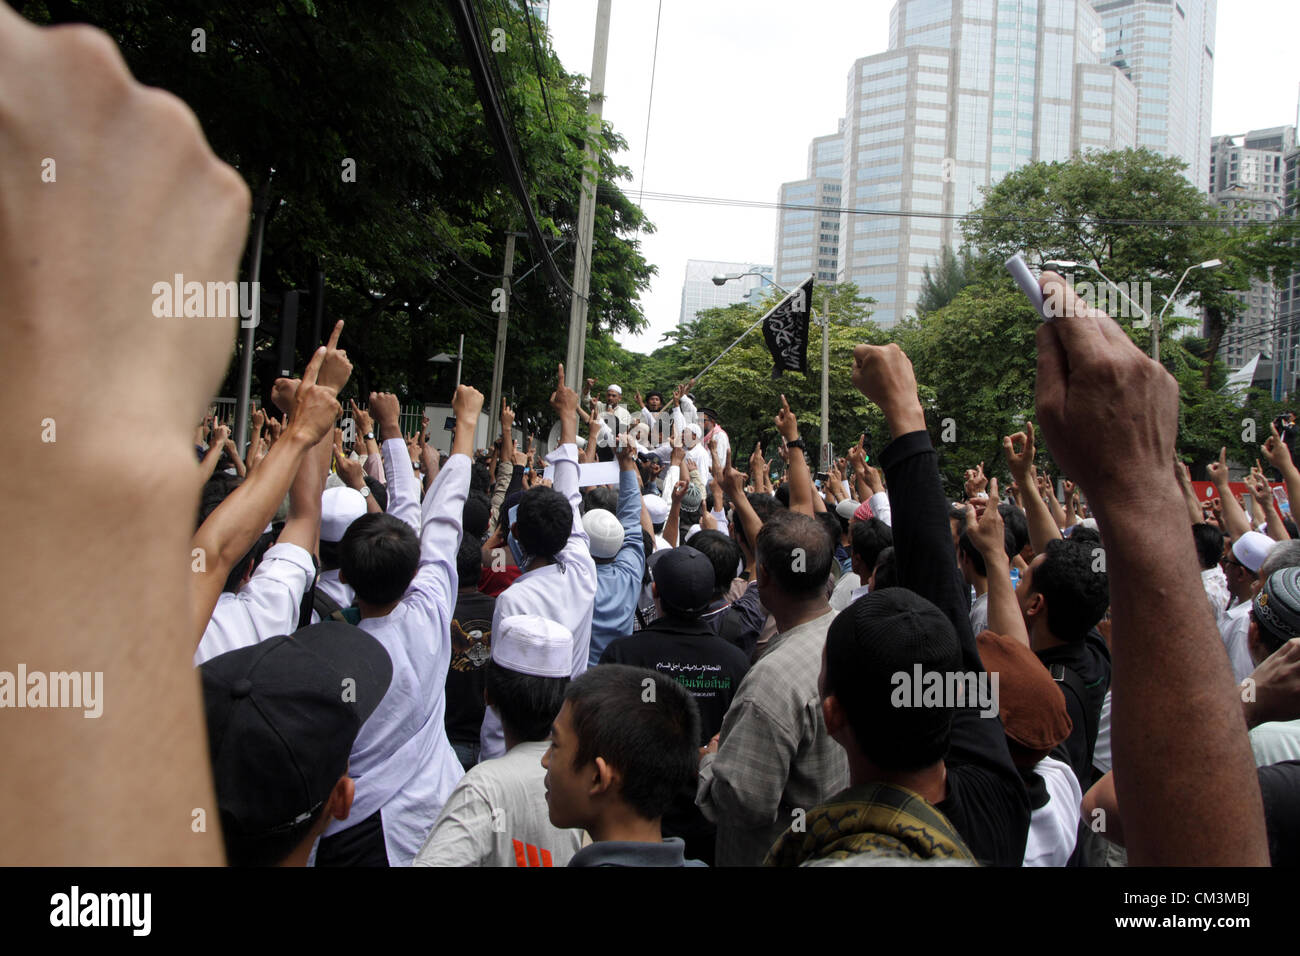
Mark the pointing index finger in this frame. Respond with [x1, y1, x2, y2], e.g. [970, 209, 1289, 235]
[301, 346, 326, 390]
[325, 319, 344, 351]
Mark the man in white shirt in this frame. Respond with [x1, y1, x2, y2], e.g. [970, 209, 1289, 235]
[314, 385, 483, 867]
[193, 327, 352, 661]
[1219, 531, 1276, 681]
[479, 366, 598, 761]
[414, 615, 584, 867]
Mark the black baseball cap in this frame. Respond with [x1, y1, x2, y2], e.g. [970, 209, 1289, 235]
[649, 546, 715, 618]
[201, 623, 393, 842]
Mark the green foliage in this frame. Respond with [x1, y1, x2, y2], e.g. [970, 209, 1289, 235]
[916, 246, 975, 316]
[27, 0, 655, 418]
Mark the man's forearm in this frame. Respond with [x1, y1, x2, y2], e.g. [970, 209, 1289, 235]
[1017, 470, 1061, 555]
[279, 432, 331, 555]
[191, 428, 316, 640]
[5, 450, 224, 863]
[1215, 478, 1253, 538]
[982, 551, 1028, 647]
[786, 447, 815, 516]
[1098, 494, 1269, 865]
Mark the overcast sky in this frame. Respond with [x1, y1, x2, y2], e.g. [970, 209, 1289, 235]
[544, 0, 1300, 355]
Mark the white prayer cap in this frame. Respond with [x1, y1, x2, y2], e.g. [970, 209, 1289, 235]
[1234, 530, 1276, 574]
[643, 494, 670, 525]
[607, 384, 623, 395]
[321, 486, 367, 543]
[835, 499, 859, 522]
[492, 615, 573, 678]
[583, 508, 625, 559]
[683, 423, 702, 439]
[630, 422, 650, 445]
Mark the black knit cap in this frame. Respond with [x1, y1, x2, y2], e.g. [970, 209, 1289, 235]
[825, 588, 964, 771]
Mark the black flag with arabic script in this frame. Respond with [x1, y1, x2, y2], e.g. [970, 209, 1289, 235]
[761, 276, 814, 378]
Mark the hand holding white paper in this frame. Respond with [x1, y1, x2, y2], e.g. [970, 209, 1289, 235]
[1005, 253, 1049, 321]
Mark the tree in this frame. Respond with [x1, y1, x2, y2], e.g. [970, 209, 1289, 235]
[24, 0, 655, 419]
[916, 246, 974, 316]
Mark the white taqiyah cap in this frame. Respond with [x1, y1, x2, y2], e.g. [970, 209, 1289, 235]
[582, 508, 626, 559]
[607, 384, 623, 395]
[1234, 530, 1276, 574]
[492, 614, 573, 678]
[835, 499, 860, 522]
[683, 423, 702, 439]
[643, 494, 670, 525]
[321, 486, 367, 543]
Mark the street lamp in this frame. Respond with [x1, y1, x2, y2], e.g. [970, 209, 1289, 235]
[715, 272, 832, 472]
[1041, 259, 1153, 332]
[1155, 259, 1222, 363]
[428, 332, 465, 389]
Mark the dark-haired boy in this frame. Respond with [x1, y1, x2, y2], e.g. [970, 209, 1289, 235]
[543, 665, 705, 866]
[415, 615, 582, 866]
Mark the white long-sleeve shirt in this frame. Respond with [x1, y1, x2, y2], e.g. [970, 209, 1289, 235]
[194, 542, 316, 665]
[320, 453, 472, 866]
[479, 442, 597, 760]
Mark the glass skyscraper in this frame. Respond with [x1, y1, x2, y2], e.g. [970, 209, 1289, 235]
[772, 0, 1215, 328]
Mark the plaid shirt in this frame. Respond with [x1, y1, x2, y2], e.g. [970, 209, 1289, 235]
[696, 609, 850, 866]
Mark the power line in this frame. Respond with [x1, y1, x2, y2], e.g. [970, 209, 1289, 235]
[627, 187, 1275, 230]
[636, 1, 663, 213]
[522, 0, 556, 133]
[446, 0, 572, 297]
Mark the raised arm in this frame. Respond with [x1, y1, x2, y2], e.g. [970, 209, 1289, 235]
[1035, 271, 1267, 865]
[1003, 421, 1060, 555]
[190, 334, 350, 642]
[406, 386, 481, 616]
[965, 479, 1030, 648]
[1175, 457, 1206, 525]
[0, 9, 254, 862]
[1263, 422, 1300, 526]
[1208, 445, 1253, 540]
[369, 391, 420, 533]
[1247, 470, 1288, 542]
[775, 394, 814, 516]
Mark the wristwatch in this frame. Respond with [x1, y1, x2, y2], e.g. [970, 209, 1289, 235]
[785, 438, 807, 452]
[364, 432, 375, 441]
[357, 484, 371, 499]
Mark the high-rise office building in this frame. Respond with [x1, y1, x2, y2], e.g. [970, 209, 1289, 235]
[775, 126, 844, 290]
[1208, 127, 1295, 376]
[835, 0, 1136, 327]
[1094, 0, 1217, 193]
[775, 0, 1216, 328]
[679, 260, 772, 325]
[1273, 141, 1300, 399]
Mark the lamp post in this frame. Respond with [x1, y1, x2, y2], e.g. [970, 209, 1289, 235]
[1155, 259, 1222, 364]
[1044, 258, 1222, 362]
[1042, 259, 1153, 332]
[715, 271, 829, 470]
[428, 332, 464, 389]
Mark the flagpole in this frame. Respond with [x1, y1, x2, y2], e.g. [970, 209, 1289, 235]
[693, 284, 798, 383]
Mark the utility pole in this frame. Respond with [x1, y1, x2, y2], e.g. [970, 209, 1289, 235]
[234, 174, 272, 453]
[819, 286, 831, 473]
[564, 0, 611, 392]
[488, 232, 518, 443]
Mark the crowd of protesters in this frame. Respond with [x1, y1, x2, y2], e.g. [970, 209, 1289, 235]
[4, 8, 1300, 867]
